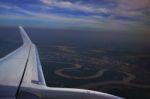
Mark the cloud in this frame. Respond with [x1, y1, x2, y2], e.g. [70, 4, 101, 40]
[41, 0, 109, 14]
[40, 0, 150, 20]
[113, 0, 150, 17]
[117, 0, 150, 11]
[0, 3, 135, 31]
[0, 0, 149, 32]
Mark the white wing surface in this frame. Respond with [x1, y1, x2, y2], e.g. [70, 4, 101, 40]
[0, 26, 123, 99]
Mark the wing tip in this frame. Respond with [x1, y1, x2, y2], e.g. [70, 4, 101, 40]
[19, 26, 32, 44]
[19, 25, 22, 27]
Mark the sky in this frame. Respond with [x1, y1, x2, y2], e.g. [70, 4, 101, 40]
[0, 0, 150, 32]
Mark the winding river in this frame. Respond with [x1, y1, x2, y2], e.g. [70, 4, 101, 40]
[48, 61, 150, 89]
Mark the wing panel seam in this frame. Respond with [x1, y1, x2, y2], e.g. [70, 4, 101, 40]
[15, 45, 32, 99]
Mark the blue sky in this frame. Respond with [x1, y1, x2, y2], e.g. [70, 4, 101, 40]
[0, 0, 150, 32]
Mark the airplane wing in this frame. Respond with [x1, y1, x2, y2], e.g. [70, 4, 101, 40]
[0, 26, 123, 99]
